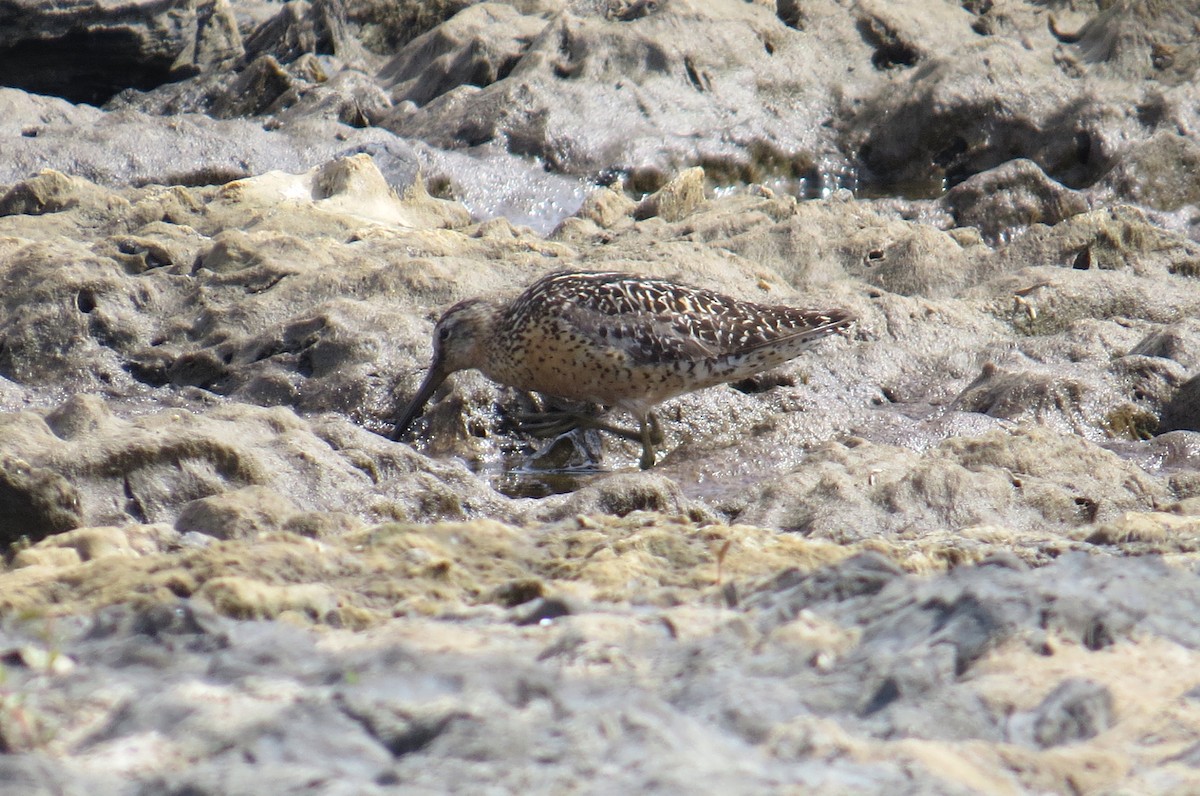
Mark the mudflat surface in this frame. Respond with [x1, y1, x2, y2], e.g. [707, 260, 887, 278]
[2, 1, 1200, 793]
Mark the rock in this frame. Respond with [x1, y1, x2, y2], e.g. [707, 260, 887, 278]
[242, 0, 370, 68]
[538, 473, 713, 523]
[197, 576, 341, 620]
[175, 486, 300, 540]
[1104, 131, 1200, 212]
[943, 159, 1089, 243]
[10, 522, 177, 568]
[382, 2, 870, 182]
[745, 552, 905, 620]
[2, 512, 1200, 791]
[1086, 510, 1200, 549]
[1029, 679, 1115, 748]
[574, 184, 637, 229]
[215, 153, 471, 229]
[1161, 374, 1200, 433]
[847, 218, 976, 297]
[1, 0, 1200, 790]
[849, 38, 1087, 190]
[736, 426, 1165, 541]
[377, 2, 547, 107]
[0, 86, 423, 195]
[9, 546, 82, 569]
[953, 363, 1098, 436]
[348, 0, 475, 54]
[2, 0, 1197, 226]
[634, 166, 706, 221]
[0, 0, 242, 105]
[1129, 320, 1200, 371]
[0, 396, 520, 535]
[0, 169, 124, 216]
[0, 452, 82, 545]
[1057, 0, 1200, 82]
[850, 2, 1200, 196]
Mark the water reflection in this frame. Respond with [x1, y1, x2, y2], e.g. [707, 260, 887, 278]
[488, 464, 609, 499]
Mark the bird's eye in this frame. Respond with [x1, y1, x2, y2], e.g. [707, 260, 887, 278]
[438, 327, 452, 342]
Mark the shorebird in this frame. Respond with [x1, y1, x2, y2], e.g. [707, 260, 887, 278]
[394, 270, 855, 469]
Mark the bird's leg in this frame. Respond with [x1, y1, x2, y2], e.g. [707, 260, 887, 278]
[647, 412, 664, 446]
[514, 408, 645, 443]
[638, 412, 659, 470]
[512, 409, 590, 438]
[638, 413, 657, 470]
[513, 406, 665, 469]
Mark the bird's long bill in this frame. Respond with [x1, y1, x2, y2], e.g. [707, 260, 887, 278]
[392, 361, 447, 440]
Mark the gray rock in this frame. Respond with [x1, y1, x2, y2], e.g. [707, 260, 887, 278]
[0, 452, 82, 545]
[0, 87, 422, 195]
[377, 2, 545, 108]
[850, 38, 1087, 189]
[538, 472, 715, 523]
[348, 0, 475, 54]
[2, 1, 1200, 791]
[942, 159, 1089, 244]
[0, 756, 82, 796]
[3, 529, 1200, 793]
[175, 485, 300, 540]
[850, 1, 1200, 197]
[745, 552, 906, 621]
[1104, 130, 1200, 212]
[242, 0, 370, 68]
[381, 2, 869, 185]
[1058, 0, 1200, 82]
[1028, 678, 1116, 748]
[0, 0, 242, 106]
[1130, 320, 1200, 371]
[1162, 374, 1200, 433]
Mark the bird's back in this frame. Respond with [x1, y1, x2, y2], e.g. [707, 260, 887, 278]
[485, 271, 853, 411]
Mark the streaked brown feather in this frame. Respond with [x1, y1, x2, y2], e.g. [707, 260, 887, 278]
[395, 269, 856, 468]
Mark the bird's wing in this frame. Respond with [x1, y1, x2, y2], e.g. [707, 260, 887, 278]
[526, 270, 854, 365]
[718, 307, 856, 355]
[556, 301, 718, 366]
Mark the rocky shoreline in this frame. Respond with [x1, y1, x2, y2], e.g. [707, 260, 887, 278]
[3, 0, 1200, 793]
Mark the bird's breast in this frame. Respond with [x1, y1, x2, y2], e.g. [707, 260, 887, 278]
[478, 328, 697, 407]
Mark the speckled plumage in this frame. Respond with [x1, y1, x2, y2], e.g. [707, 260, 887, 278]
[394, 270, 855, 468]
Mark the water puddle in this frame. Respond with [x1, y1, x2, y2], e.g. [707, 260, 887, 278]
[487, 464, 612, 499]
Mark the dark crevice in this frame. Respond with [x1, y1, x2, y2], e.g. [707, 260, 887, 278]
[776, 0, 805, 30]
[0, 29, 177, 106]
[683, 56, 709, 92]
[860, 677, 901, 715]
[612, 0, 659, 22]
[932, 136, 969, 168]
[871, 41, 919, 70]
[123, 357, 170, 387]
[856, 18, 919, 70]
[123, 476, 147, 523]
[730, 372, 795, 394]
[76, 290, 98, 314]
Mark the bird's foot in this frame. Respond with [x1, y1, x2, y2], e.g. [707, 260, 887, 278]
[512, 409, 665, 470]
[513, 409, 650, 443]
[511, 409, 588, 439]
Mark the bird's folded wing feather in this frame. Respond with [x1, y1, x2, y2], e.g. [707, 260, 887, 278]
[547, 276, 854, 366]
[557, 302, 717, 365]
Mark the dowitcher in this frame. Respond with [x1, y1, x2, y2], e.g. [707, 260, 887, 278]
[394, 270, 854, 469]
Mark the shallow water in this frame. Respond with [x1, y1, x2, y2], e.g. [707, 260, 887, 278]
[487, 464, 609, 499]
[417, 142, 590, 235]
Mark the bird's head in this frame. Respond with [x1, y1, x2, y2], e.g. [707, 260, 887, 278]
[392, 297, 497, 438]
